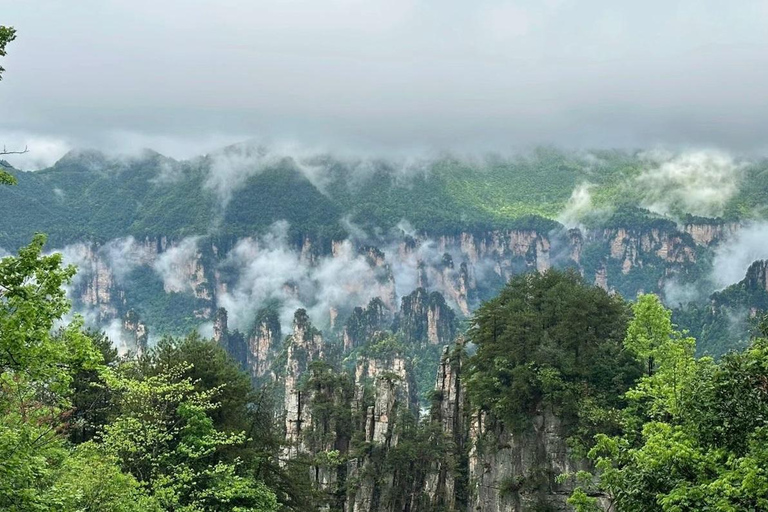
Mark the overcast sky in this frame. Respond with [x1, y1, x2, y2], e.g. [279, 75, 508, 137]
[2, 0, 768, 168]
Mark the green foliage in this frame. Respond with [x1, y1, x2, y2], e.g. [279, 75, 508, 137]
[100, 361, 279, 511]
[0, 25, 15, 82]
[0, 235, 158, 510]
[42, 443, 162, 512]
[577, 302, 768, 510]
[0, 234, 100, 388]
[69, 329, 119, 444]
[625, 294, 674, 375]
[122, 266, 210, 336]
[4, 146, 757, 251]
[466, 269, 641, 438]
[0, 235, 286, 510]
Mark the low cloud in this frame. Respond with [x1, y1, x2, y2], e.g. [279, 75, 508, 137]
[100, 237, 153, 283]
[152, 237, 201, 293]
[0, 132, 72, 171]
[217, 221, 389, 331]
[711, 222, 768, 289]
[557, 182, 594, 229]
[636, 150, 744, 217]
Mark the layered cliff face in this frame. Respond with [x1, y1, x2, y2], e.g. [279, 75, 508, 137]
[273, 312, 424, 511]
[423, 340, 604, 512]
[212, 307, 249, 370]
[683, 221, 739, 246]
[436, 230, 552, 276]
[744, 259, 768, 294]
[53, 218, 749, 375]
[346, 350, 419, 512]
[424, 343, 466, 511]
[122, 309, 149, 355]
[273, 328, 607, 512]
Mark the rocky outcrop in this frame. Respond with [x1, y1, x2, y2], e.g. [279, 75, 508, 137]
[78, 246, 120, 321]
[212, 307, 248, 368]
[346, 347, 418, 512]
[436, 230, 552, 276]
[342, 298, 392, 351]
[684, 222, 739, 246]
[744, 260, 768, 293]
[433, 253, 474, 315]
[397, 288, 457, 346]
[424, 342, 466, 511]
[122, 309, 149, 355]
[467, 409, 595, 512]
[283, 309, 325, 459]
[247, 308, 282, 379]
[212, 307, 227, 344]
[599, 227, 697, 275]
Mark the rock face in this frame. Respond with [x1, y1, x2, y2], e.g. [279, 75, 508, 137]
[271, 319, 611, 512]
[744, 260, 768, 293]
[433, 253, 475, 315]
[247, 308, 282, 379]
[343, 298, 392, 351]
[283, 309, 325, 459]
[76, 244, 119, 321]
[600, 227, 697, 273]
[424, 343, 466, 511]
[212, 307, 248, 369]
[59, 221, 741, 362]
[346, 348, 419, 512]
[397, 288, 457, 346]
[684, 222, 739, 246]
[466, 408, 593, 512]
[436, 230, 552, 277]
[122, 309, 149, 355]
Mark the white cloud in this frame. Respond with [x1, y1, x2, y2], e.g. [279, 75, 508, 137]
[557, 182, 594, 228]
[152, 237, 201, 293]
[636, 150, 744, 217]
[0, 132, 71, 170]
[712, 222, 768, 289]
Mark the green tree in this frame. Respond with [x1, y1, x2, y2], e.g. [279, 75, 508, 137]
[465, 269, 640, 439]
[573, 307, 768, 510]
[141, 333, 313, 510]
[624, 294, 672, 376]
[0, 235, 158, 510]
[624, 294, 697, 419]
[100, 360, 279, 511]
[0, 25, 15, 81]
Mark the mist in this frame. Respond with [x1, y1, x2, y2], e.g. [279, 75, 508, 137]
[636, 150, 744, 217]
[3, 1, 768, 160]
[712, 222, 768, 289]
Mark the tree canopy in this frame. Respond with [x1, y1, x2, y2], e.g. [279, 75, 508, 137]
[466, 269, 642, 439]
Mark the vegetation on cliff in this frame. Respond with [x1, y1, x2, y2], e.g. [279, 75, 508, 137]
[466, 270, 641, 442]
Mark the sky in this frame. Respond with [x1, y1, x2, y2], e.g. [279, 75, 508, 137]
[2, 0, 768, 168]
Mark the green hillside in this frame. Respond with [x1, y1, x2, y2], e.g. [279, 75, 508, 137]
[4, 146, 767, 250]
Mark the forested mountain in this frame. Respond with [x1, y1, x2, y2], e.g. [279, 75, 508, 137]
[3, 143, 765, 358]
[4, 143, 768, 511]
[3, 145, 768, 249]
